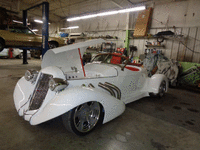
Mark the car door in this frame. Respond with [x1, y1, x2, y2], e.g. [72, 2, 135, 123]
[10, 26, 36, 47]
[2, 26, 17, 46]
[118, 65, 146, 104]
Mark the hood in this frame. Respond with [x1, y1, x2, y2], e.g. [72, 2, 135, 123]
[84, 63, 118, 78]
[41, 39, 105, 73]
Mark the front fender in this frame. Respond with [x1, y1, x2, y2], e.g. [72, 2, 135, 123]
[30, 86, 125, 125]
[147, 74, 168, 93]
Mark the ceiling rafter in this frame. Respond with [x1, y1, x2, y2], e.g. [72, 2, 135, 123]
[50, 0, 98, 12]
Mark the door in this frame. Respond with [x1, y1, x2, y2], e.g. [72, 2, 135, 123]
[118, 66, 146, 103]
[7, 26, 37, 47]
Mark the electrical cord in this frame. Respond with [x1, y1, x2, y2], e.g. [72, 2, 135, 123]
[179, 41, 200, 54]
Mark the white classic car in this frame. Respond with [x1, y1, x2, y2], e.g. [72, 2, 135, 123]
[13, 39, 168, 136]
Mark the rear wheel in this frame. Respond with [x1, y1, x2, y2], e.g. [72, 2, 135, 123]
[150, 80, 167, 97]
[62, 102, 103, 136]
[48, 42, 58, 49]
[0, 39, 5, 52]
[158, 80, 167, 97]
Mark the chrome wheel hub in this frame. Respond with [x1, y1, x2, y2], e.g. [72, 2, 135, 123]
[73, 102, 100, 133]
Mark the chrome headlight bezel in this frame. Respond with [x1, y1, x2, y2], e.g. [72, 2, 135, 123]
[49, 78, 69, 91]
[25, 69, 38, 82]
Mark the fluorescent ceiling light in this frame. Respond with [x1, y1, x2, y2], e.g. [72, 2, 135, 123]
[13, 20, 23, 24]
[34, 19, 50, 24]
[61, 26, 79, 30]
[67, 6, 145, 22]
[32, 29, 38, 32]
[34, 19, 43, 23]
[13, 20, 30, 25]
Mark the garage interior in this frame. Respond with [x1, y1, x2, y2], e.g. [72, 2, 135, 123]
[0, 0, 200, 150]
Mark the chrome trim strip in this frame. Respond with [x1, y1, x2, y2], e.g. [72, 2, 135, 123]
[29, 73, 52, 110]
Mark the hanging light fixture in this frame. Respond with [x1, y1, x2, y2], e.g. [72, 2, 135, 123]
[67, 6, 146, 22]
[34, 19, 50, 24]
[61, 26, 79, 30]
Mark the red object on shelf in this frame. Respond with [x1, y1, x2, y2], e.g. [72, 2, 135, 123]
[117, 48, 125, 53]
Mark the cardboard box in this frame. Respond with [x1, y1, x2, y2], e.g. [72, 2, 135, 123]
[133, 7, 153, 37]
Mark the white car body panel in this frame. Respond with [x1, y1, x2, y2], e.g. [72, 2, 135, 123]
[41, 39, 105, 73]
[13, 39, 168, 126]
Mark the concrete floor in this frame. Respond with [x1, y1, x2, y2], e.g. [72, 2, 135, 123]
[0, 58, 200, 150]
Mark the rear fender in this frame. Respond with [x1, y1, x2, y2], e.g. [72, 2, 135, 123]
[147, 74, 168, 93]
[30, 86, 125, 125]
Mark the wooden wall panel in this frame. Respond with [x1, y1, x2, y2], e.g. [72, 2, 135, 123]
[130, 26, 200, 63]
[177, 28, 189, 61]
[192, 27, 200, 63]
[185, 27, 197, 62]
[164, 28, 174, 59]
[170, 40, 179, 60]
[165, 39, 173, 59]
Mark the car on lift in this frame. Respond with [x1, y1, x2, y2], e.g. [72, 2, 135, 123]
[13, 39, 168, 136]
[0, 24, 66, 52]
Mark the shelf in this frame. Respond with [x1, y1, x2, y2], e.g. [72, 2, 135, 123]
[129, 36, 156, 39]
[145, 45, 165, 48]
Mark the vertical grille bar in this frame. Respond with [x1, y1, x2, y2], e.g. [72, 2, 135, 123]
[29, 73, 52, 110]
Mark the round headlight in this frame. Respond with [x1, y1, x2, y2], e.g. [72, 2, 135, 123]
[49, 78, 69, 91]
[25, 70, 33, 81]
[49, 78, 56, 91]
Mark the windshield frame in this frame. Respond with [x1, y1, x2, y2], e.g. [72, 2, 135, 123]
[91, 53, 130, 70]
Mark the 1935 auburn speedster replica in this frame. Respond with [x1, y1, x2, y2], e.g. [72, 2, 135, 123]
[13, 39, 168, 136]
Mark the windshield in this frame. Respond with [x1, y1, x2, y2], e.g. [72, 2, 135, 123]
[92, 53, 129, 69]
[8, 26, 35, 35]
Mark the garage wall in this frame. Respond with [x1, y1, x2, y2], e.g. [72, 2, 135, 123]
[64, 0, 200, 63]
[66, 12, 129, 48]
[130, 0, 200, 63]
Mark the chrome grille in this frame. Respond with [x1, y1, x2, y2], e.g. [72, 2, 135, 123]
[29, 73, 52, 110]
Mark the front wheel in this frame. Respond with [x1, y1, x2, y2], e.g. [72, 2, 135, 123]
[62, 102, 103, 136]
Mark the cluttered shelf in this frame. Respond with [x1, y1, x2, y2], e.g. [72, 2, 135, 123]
[145, 45, 165, 48]
[129, 36, 156, 39]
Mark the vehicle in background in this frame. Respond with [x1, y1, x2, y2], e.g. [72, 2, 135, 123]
[0, 48, 31, 59]
[178, 65, 200, 88]
[143, 53, 179, 87]
[66, 32, 85, 44]
[0, 25, 66, 52]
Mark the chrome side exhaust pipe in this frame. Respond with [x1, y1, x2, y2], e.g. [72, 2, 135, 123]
[98, 82, 116, 97]
[88, 83, 95, 88]
[104, 82, 121, 100]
